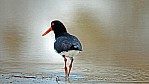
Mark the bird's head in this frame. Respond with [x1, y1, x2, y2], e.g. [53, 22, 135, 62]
[42, 20, 67, 37]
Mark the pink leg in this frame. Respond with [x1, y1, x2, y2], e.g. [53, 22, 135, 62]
[68, 57, 74, 76]
[63, 55, 68, 77]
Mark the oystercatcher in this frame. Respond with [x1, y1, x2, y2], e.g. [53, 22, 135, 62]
[42, 20, 82, 77]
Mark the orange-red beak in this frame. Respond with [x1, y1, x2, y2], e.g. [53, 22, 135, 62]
[42, 27, 52, 36]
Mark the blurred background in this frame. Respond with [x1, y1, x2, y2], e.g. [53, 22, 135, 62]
[0, 0, 149, 82]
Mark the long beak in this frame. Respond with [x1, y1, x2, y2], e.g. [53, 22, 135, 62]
[42, 27, 52, 36]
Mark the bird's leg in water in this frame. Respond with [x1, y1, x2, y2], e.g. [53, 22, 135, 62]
[63, 55, 68, 77]
[68, 57, 74, 76]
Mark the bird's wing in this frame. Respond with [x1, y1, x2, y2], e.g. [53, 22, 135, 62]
[54, 35, 82, 53]
[71, 36, 82, 51]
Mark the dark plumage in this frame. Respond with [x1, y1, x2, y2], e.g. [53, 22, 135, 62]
[54, 32, 82, 53]
[51, 20, 82, 53]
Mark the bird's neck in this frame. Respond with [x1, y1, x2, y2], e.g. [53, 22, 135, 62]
[55, 32, 69, 38]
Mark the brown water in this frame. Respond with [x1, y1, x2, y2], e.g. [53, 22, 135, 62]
[1, 0, 149, 83]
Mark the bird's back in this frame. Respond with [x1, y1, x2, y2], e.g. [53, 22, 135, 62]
[54, 33, 82, 53]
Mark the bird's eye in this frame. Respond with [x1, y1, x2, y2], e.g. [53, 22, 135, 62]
[52, 23, 54, 26]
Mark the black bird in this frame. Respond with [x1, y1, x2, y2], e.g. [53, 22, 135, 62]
[42, 20, 82, 77]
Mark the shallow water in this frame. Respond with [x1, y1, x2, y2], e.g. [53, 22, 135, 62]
[1, 0, 149, 83]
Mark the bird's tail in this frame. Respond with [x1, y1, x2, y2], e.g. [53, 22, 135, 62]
[70, 44, 82, 51]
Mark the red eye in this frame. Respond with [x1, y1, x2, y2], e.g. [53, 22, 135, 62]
[52, 23, 54, 26]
